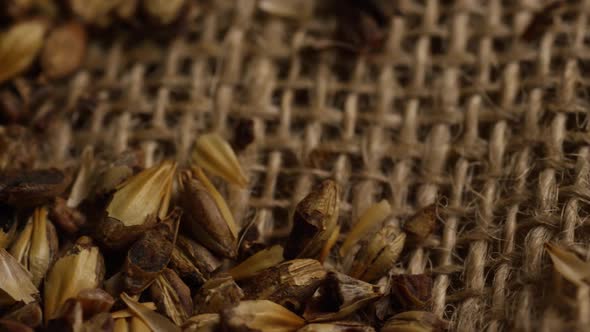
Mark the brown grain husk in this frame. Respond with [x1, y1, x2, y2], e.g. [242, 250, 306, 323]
[240, 259, 326, 312]
[284, 180, 340, 260]
[122, 208, 180, 294]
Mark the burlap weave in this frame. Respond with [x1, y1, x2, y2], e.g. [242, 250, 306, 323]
[12, 0, 590, 330]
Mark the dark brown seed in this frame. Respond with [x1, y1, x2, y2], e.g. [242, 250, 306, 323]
[0, 169, 69, 206]
[403, 205, 437, 245]
[179, 173, 237, 258]
[49, 197, 87, 234]
[240, 259, 326, 313]
[123, 208, 181, 294]
[284, 180, 339, 260]
[41, 21, 87, 79]
[95, 215, 158, 251]
[2, 302, 42, 328]
[390, 274, 432, 311]
[193, 276, 244, 314]
[169, 235, 221, 287]
[150, 268, 193, 325]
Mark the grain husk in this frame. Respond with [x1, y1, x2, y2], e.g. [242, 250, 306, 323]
[178, 170, 237, 259]
[348, 224, 406, 282]
[0, 20, 47, 83]
[122, 208, 180, 294]
[240, 259, 326, 313]
[284, 180, 340, 260]
[43, 236, 104, 323]
[0, 248, 38, 308]
[169, 235, 221, 287]
[150, 268, 193, 325]
[97, 160, 175, 249]
[303, 271, 382, 322]
[9, 207, 58, 287]
[192, 133, 248, 188]
[193, 276, 244, 314]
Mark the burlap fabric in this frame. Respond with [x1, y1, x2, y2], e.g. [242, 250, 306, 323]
[12, 0, 590, 330]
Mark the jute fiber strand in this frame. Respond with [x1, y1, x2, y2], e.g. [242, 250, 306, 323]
[16, 0, 590, 330]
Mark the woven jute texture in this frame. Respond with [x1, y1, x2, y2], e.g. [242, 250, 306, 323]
[9, 0, 590, 330]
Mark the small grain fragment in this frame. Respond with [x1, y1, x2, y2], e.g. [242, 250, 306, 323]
[348, 223, 406, 282]
[41, 22, 87, 79]
[169, 235, 221, 287]
[193, 276, 244, 314]
[403, 205, 437, 244]
[150, 268, 193, 325]
[390, 274, 433, 311]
